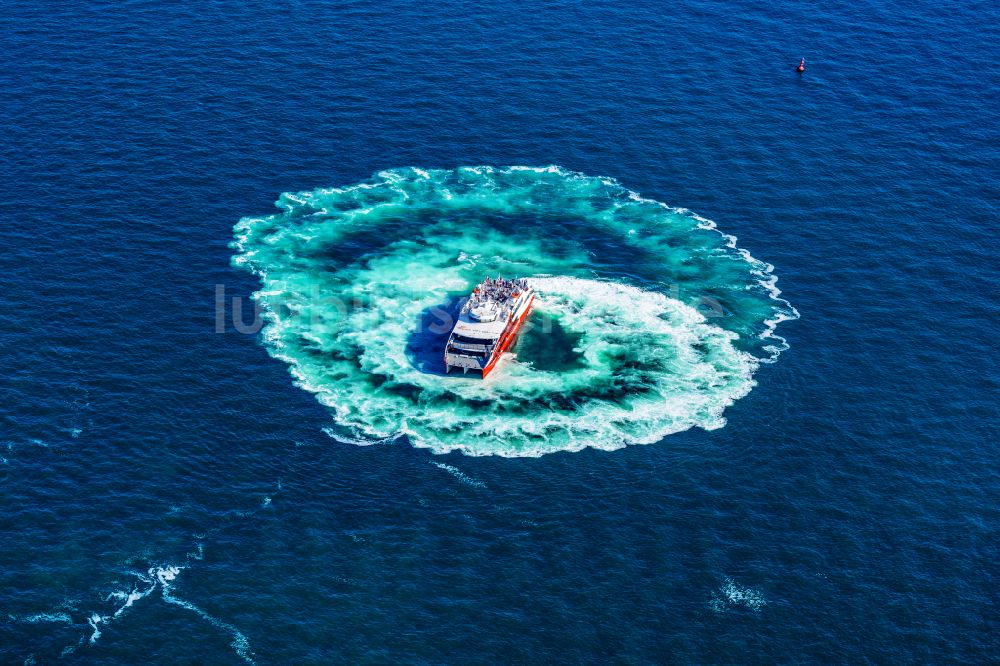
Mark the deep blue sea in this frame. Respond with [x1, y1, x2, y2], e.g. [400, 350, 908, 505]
[3, 0, 999, 662]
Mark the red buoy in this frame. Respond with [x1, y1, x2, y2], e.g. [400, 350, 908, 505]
[796, 58, 805, 73]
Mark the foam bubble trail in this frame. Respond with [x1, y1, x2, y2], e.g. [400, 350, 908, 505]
[431, 461, 487, 489]
[85, 571, 159, 644]
[233, 166, 797, 456]
[87, 614, 102, 644]
[15, 491, 281, 663]
[71, 544, 255, 664]
[155, 566, 256, 665]
[710, 577, 767, 612]
[13, 612, 73, 624]
[81, 565, 255, 664]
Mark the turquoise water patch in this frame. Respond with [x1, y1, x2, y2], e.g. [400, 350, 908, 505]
[516, 313, 587, 373]
[232, 166, 796, 456]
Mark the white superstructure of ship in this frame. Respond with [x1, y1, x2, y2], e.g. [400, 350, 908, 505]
[444, 276, 535, 377]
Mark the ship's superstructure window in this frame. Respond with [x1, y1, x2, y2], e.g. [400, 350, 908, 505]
[451, 333, 495, 345]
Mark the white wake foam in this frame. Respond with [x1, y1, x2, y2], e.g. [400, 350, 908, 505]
[76, 551, 256, 664]
[431, 461, 487, 489]
[709, 577, 767, 612]
[233, 166, 798, 456]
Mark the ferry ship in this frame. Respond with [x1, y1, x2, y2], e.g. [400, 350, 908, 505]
[444, 277, 535, 377]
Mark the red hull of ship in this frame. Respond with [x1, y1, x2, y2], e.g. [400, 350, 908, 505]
[481, 294, 534, 378]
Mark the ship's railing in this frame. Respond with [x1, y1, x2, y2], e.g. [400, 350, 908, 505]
[450, 341, 491, 353]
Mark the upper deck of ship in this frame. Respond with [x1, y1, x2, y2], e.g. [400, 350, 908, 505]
[452, 277, 532, 340]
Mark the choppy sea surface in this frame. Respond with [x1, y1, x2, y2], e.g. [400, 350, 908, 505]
[3, 0, 998, 663]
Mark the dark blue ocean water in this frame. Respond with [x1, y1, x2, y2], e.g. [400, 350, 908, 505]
[3, 0, 999, 662]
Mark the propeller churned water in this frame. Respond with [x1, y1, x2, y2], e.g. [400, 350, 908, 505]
[232, 166, 797, 456]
